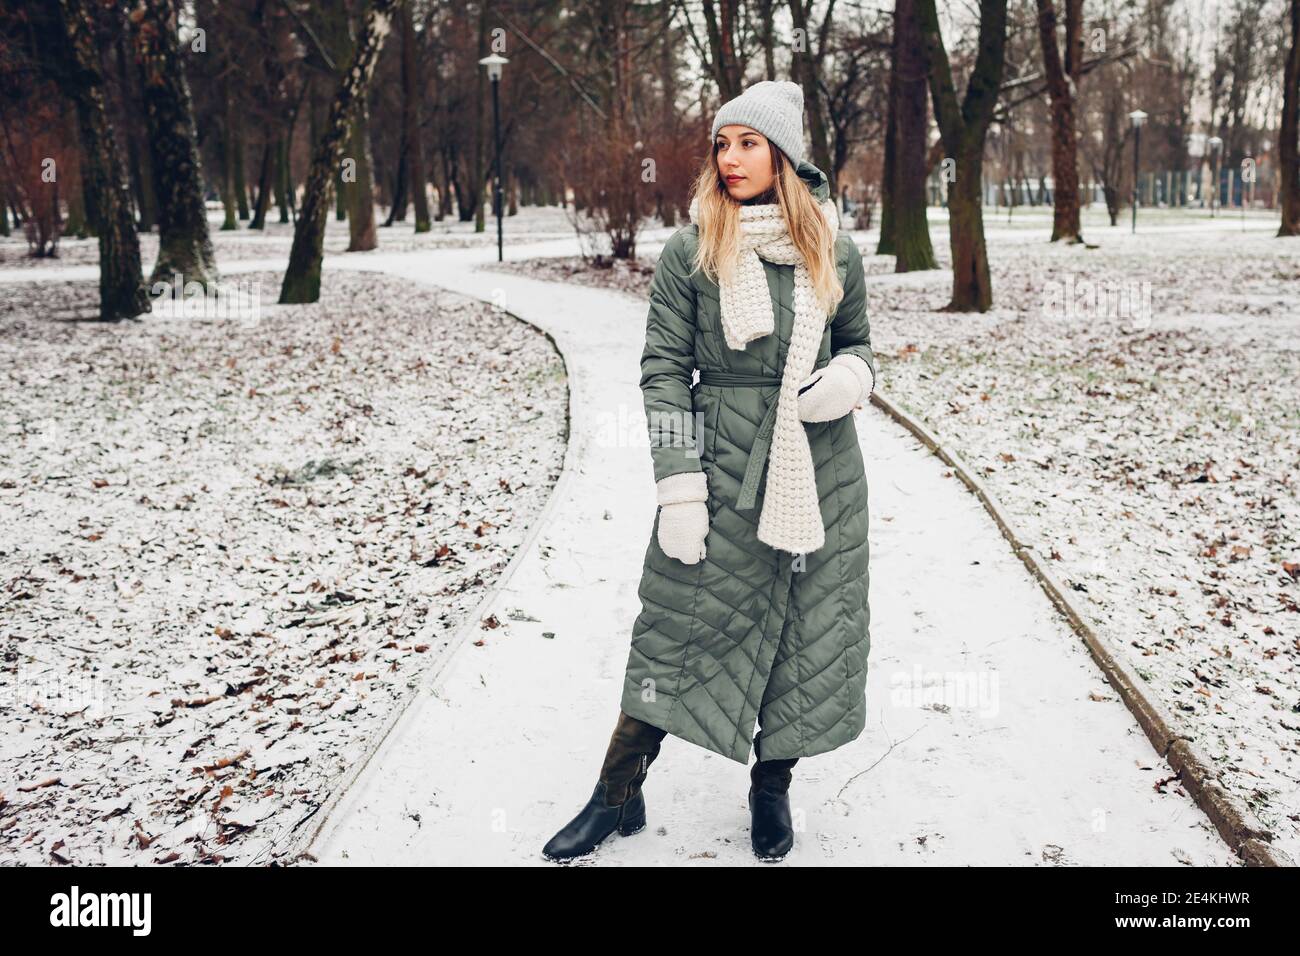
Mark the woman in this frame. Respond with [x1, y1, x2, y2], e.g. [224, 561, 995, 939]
[543, 80, 877, 863]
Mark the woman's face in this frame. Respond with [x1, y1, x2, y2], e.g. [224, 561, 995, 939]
[714, 125, 776, 201]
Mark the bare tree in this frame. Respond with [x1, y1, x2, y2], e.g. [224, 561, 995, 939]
[345, 99, 378, 250]
[1280, 0, 1300, 235]
[401, 0, 431, 233]
[53, 0, 151, 320]
[882, 0, 937, 270]
[788, 0, 837, 193]
[1035, 0, 1084, 242]
[131, 0, 218, 287]
[279, 0, 399, 304]
[697, 0, 745, 100]
[917, 0, 1009, 311]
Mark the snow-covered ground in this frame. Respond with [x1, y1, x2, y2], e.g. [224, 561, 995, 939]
[0, 269, 566, 864]
[491, 205, 1300, 863]
[304, 237, 1240, 866]
[1, 203, 1292, 865]
[862, 221, 1300, 862]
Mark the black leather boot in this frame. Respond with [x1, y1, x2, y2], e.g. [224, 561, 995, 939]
[748, 750, 798, 861]
[541, 710, 666, 863]
[541, 780, 647, 863]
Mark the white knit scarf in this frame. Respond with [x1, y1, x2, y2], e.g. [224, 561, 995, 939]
[687, 194, 840, 555]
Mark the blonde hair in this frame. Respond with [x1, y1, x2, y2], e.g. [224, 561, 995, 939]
[687, 141, 843, 318]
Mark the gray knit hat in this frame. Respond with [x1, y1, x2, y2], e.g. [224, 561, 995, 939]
[710, 80, 806, 166]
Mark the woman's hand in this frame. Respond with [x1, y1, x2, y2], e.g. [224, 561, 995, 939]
[797, 353, 874, 422]
[654, 471, 709, 564]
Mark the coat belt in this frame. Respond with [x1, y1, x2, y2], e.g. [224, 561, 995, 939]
[695, 370, 783, 512]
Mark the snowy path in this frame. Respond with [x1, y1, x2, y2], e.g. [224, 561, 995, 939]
[315, 243, 1237, 866]
[0, 239, 1240, 866]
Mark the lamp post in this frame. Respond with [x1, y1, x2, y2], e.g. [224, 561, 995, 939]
[478, 53, 509, 262]
[1208, 135, 1223, 218]
[1128, 109, 1147, 234]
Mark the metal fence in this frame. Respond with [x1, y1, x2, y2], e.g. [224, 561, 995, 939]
[919, 165, 1279, 209]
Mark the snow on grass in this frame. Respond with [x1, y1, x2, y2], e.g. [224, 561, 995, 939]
[867, 228, 1300, 862]
[0, 271, 567, 864]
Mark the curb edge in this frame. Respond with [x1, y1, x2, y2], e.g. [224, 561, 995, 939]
[868, 387, 1289, 868]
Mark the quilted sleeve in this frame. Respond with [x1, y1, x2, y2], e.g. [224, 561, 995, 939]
[828, 238, 877, 397]
[641, 230, 704, 483]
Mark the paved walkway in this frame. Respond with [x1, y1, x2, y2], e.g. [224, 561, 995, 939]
[0, 238, 1238, 866]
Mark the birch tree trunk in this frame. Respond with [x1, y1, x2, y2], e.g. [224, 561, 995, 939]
[279, 0, 398, 304]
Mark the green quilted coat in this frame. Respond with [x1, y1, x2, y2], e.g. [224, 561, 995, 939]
[620, 160, 877, 765]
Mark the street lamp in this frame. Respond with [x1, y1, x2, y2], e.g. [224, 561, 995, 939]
[1128, 109, 1147, 234]
[478, 53, 509, 262]
[1208, 135, 1223, 218]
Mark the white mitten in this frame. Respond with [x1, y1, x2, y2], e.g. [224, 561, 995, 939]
[797, 353, 875, 423]
[654, 471, 709, 565]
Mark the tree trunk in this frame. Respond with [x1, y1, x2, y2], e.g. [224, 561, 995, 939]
[947, 146, 992, 309]
[787, 0, 835, 195]
[472, 3, 488, 232]
[62, 103, 89, 238]
[917, 0, 1007, 311]
[279, 0, 399, 304]
[891, 0, 937, 272]
[275, 137, 290, 223]
[701, 0, 742, 100]
[384, 143, 408, 225]
[250, 142, 274, 229]
[1279, 0, 1300, 236]
[251, 0, 291, 230]
[757, 0, 777, 80]
[456, 163, 477, 222]
[311, 83, 347, 223]
[1035, 0, 1084, 242]
[218, 138, 238, 229]
[345, 103, 377, 250]
[434, 148, 451, 220]
[4, 181, 19, 231]
[219, 87, 238, 230]
[132, 0, 218, 286]
[233, 116, 249, 220]
[55, 0, 150, 320]
[876, 32, 897, 256]
[401, 0, 430, 233]
[116, 30, 156, 232]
